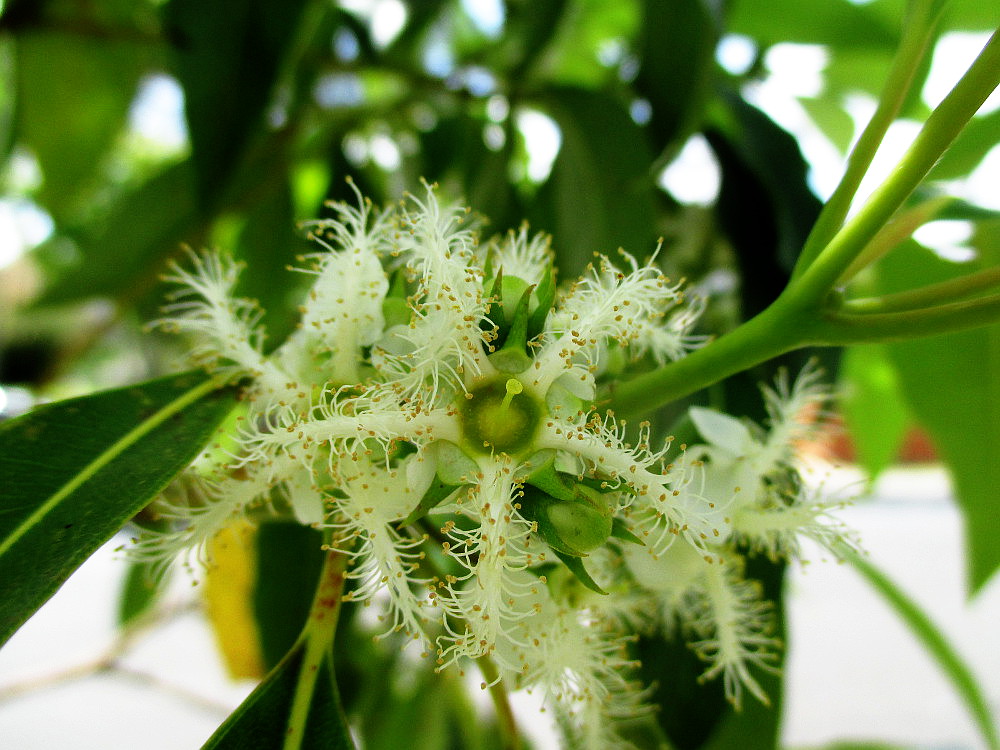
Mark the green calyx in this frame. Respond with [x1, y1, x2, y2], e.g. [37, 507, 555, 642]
[519, 458, 643, 594]
[483, 266, 556, 374]
[460, 377, 541, 455]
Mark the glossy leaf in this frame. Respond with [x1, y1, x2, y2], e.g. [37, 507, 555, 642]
[0, 372, 235, 647]
[876, 241, 1000, 591]
[253, 521, 325, 671]
[202, 640, 353, 750]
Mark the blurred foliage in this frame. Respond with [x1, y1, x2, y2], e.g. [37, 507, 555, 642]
[1, 0, 998, 747]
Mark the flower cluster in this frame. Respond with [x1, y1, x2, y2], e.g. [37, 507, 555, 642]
[142, 183, 850, 747]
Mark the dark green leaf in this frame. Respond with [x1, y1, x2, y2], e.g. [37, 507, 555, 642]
[36, 160, 200, 306]
[876, 241, 1000, 591]
[0, 371, 235, 647]
[164, 0, 310, 204]
[203, 641, 353, 750]
[497, 0, 568, 79]
[253, 521, 325, 671]
[532, 87, 656, 278]
[634, 0, 719, 154]
[234, 178, 311, 345]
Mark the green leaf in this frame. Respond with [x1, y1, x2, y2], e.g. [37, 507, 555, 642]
[205, 552, 354, 750]
[36, 160, 200, 306]
[532, 86, 656, 278]
[538, 0, 640, 87]
[234, 177, 311, 345]
[117, 559, 169, 628]
[928, 107, 1000, 181]
[13, 31, 149, 219]
[876, 241, 1000, 591]
[253, 521, 325, 671]
[799, 95, 857, 154]
[552, 548, 607, 595]
[727, 0, 897, 49]
[203, 640, 353, 750]
[634, 0, 719, 154]
[839, 344, 912, 480]
[842, 545, 1000, 750]
[0, 371, 235, 647]
[163, 0, 311, 204]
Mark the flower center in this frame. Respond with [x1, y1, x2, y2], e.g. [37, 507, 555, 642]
[460, 377, 540, 455]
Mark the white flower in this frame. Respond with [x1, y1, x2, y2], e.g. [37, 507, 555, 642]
[142, 184, 853, 745]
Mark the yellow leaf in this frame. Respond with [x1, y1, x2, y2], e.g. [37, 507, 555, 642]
[204, 521, 265, 679]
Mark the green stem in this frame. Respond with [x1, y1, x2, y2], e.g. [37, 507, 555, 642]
[840, 544, 1000, 750]
[283, 550, 349, 750]
[607, 299, 813, 416]
[819, 293, 1000, 342]
[844, 267, 1000, 314]
[837, 196, 953, 284]
[791, 27, 1000, 303]
[792, 0, 944, 280]
[476, 656, 520, 750]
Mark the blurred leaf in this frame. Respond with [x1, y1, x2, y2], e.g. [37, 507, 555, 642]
[824, 45, 933, 121]
[842, 544, 1000, 750]
[799, 95, 856, 154]
[0, 40, 16, 161]
[928, 108, 1000, 181]
[163, 0, 310, 204]
[13, 31, 149, 218]
[419, 113, 520, 230]
[253, 521, 325, 671]
[498, 0, 568, 79]
[539, 0, 640, 87]
[532, 86, 656, 277]
[234, 178, 311, 345]
[205, 521, 266, 679]
[727, 0, 897, 49]
[202, 639, 353, 750]
[635, 0, 719, 154]
[876, 240, 1000, 592]
[943, 1, 1000, 30]
[117, 559, 168, 628]
[707, 95, 823, 311]
[840, 344, 912, 480]
[35, 159, 200, 306]
[0, 371, 235, 647]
